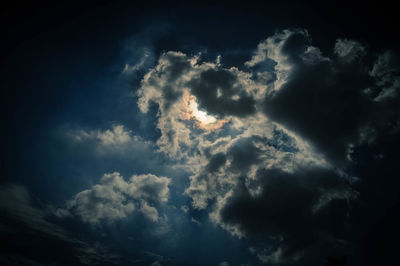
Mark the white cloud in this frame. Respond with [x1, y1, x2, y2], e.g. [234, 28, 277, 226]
[96, 125, 132, 145]
[140, 200, 159, 222]
[67, 124, 149, 154]
[63, 172, 171, 224]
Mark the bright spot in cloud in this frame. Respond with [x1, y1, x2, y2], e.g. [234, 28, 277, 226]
[189, 99, 217, 124]
[181, 91, 229, 131]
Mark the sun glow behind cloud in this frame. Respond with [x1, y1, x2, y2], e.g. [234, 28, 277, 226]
[181, 90, 229, 131]
[189, 97, 216, 124]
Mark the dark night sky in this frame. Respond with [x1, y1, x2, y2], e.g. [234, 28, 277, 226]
[1, 1, 399, 266]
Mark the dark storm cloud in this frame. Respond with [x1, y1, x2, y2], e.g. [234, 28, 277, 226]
[185, 128, 314, 212]
[187, 68, 256, 117]
[258, 30, 374, 164]
[203, 137, 263, 175]
[181, 119, 356, 263]
[226, 137, 262, 173]
[206, 152, 227, 173]
[153, 52, 193, 111]
[251, 30, 400, 167]
[220, 167, 354, 263]
[348, 128, 400, 266]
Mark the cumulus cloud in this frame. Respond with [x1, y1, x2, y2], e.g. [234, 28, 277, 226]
[130, 28, 400, 264]
[252, 29, 394, 165]
[136, 51, 266, 158]
[187, 68, 256, 117]
[61, 172, 171, 224]
[61, 123, 187, 181]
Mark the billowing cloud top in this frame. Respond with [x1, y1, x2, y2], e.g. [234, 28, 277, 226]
[60, 172, 171, 224]
[128, 28, 399, 264]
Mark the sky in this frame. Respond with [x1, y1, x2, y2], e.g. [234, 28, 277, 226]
[1, 1, 399, 265]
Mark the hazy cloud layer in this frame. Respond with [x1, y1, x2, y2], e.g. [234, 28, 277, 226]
[0, 184, 123, 265]
[0, 184, 68, 239]
[65, 124, 154, 155]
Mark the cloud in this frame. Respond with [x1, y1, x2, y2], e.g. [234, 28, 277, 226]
[0, 184, 123, 265]
[61, 123, 187, 179]
[150, 261, 162, 266]
[66, 124, 152, 154]
[187, 68, 256, 117]
[137, 51, 194, 114]
[0, 184, 68, 239]
[139, 200, 159, 222]
[334, 39, 366, 62]
[370, 50, 400, 102]
[62, 172, 171, 224]
[136, 51, 265, 158]
[1, 26, 396, 265]
[185, 131, 326, 211]
[120, 23, 171, 80]
[215, 167, 355, 261]
[131, 28, 400, 264]
[122, 47, 155, 76]
[247, 29, 399, 165]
